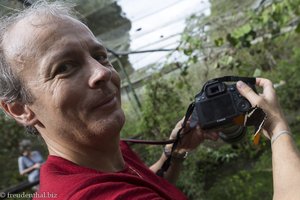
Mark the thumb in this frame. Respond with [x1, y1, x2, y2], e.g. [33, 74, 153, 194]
[236, 81, 259, 106]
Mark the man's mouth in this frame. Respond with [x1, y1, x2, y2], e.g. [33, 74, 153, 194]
[94, 93, 117, 109]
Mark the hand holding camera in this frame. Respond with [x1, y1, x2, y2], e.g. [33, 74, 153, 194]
[236, 78, 290, 140]
[160, 76, 292, 177]
[189, 76, 260, 144]
[167, 76, 258, 158]
[180, 76, 289, 144]
[172, 76, 288, 147]
[168, 119, 219, 155]
[165, 76, 299, 199]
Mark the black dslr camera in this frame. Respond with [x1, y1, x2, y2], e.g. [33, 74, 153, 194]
[190, 76, 257, 143]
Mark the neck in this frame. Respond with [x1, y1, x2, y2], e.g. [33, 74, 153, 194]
[42, 133, 125, 172]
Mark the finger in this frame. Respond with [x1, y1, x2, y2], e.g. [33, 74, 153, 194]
[256, 78, 276, 98]
[171, 118, 185, 133]
[177, 118, 185, 127]
[237, 81, 262, 106]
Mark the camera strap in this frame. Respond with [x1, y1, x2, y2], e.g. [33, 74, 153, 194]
[156, 102, 195, 177]
[244, 106, 267, 145]
[121, 102, 195, 177]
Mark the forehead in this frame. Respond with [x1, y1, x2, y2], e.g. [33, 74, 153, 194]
[3, 15, 99, 73]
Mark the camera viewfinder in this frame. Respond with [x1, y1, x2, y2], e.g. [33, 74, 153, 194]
[205, 82, 226, 97]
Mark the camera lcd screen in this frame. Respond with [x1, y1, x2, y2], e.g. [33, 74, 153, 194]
[198, 93, 236, 123]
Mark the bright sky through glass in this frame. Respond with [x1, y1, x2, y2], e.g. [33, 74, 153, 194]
[118, 0, 211, 70]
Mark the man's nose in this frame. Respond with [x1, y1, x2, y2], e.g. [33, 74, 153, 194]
[88, 60, 112, 88]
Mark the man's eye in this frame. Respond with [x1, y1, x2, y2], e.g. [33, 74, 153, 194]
[54, 63, 74, 75]
[94, 54, 109, 63]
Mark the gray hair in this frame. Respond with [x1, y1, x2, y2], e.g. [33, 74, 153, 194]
[0, 0, 78, 134]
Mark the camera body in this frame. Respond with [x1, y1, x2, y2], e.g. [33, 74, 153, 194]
[190, 76, 256, 143]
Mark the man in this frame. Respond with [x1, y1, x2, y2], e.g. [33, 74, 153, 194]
[18, 139, 43, 183]
[0, 1, 218, 199]
[1, 1, 299, 200]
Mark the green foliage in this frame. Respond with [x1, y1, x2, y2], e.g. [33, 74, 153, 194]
[274, 46, 300, 110]
[205, 170, 273, 200]
[138, 80, 185, 140]
[131, 79, 186, 166]
[0, 113, 27, 188]
[179, 0, 300, 78]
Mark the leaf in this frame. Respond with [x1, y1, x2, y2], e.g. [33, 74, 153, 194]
[232, 24, 252, 39]
[261, 11, 269, 24]
[176, 81, 184, 89]
[253, 68, 262, 77]
[214, 37, 224, 47]
[218, 55, 234, 68]
[183, 48, 193, 56]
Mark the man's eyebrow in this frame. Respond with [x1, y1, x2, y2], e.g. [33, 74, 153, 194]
[90, 42, 107, 52]
[47, 48, 80, 64]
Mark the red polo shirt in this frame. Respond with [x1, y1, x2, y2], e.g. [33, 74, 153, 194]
[36, 142, 187, 200]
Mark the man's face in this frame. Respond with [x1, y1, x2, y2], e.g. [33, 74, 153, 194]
[3, 16, 125, 146]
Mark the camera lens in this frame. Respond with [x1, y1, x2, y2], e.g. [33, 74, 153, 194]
[219, 124, 246, 143]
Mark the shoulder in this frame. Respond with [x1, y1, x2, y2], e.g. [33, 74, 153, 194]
[18, 156, 25, 165]
[31, 150, 42, 157]
[18, 156, 27, 164]
[31, 151, 43, 162]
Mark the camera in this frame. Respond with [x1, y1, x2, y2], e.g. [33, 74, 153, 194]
[190, 76, 257, 143]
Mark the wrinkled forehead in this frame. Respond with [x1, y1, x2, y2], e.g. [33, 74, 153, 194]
[2, 14, 95, 73]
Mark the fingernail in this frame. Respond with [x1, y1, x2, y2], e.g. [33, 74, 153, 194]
[237, 81, 246, 89]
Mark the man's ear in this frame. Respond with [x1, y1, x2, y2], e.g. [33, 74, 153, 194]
[0, 101, 38, 126]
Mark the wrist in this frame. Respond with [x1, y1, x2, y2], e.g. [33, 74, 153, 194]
[271, 130, 293, 145]
[271, 122, 290, 138]
[264, 114, 289, 138]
